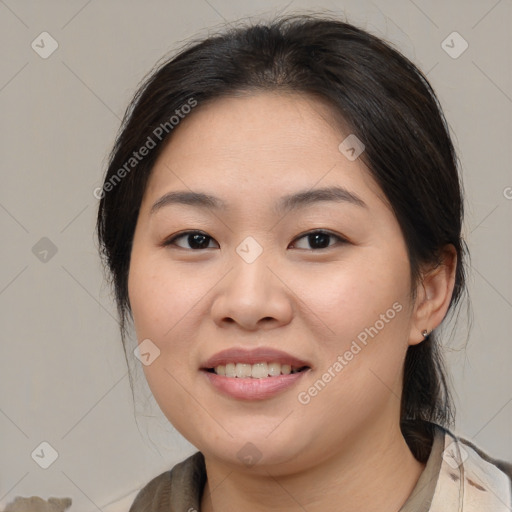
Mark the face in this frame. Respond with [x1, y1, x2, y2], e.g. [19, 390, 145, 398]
[128, 92, 420, 474]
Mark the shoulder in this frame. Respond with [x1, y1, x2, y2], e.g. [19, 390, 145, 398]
[128, 470, 171, 512]
[437, 424, 512, 499]
[129, 452, 206, 512]
[419, 424, 512, 510]
[455, 432, 512, 481]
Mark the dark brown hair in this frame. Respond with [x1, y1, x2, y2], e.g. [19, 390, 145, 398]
[96, 13, 468, 462]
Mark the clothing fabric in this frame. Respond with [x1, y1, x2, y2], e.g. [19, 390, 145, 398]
[129, 424, 512, 511]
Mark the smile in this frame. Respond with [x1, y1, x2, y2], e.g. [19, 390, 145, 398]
[207, 362, 309, 378]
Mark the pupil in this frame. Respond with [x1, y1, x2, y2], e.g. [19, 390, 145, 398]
[309, 232, 330, 249]
[189, 233, 209, 249]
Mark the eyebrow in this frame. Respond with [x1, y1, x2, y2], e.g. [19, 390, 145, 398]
[150, 185, 367, 216]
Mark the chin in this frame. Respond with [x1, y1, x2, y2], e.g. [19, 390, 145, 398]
[195, 432, 310, 472]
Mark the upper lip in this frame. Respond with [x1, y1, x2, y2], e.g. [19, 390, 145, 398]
[200, 347, 311, 369]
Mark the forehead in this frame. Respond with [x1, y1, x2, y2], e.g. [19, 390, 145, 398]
[157, 91, 346, 159]
[143, 92, 386, 212]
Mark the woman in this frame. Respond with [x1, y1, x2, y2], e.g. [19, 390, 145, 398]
[96, 14, 512, 511]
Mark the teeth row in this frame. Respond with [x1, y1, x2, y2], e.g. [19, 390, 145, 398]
[214, 362, 301, 378]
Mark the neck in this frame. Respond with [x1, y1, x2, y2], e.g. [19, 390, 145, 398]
[201, 422, 426, 512]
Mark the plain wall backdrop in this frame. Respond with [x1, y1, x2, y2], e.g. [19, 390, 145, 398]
[1, 0, 511, 510]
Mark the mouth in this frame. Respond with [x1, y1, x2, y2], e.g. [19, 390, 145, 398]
[199, 347, 312, 400]
[203, 362, 310, 378]
[201, 364, 311, 401]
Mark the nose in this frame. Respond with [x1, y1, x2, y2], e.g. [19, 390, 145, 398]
[210, 251, 294, 331]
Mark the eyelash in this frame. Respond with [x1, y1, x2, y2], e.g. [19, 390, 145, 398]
[162, 229, 349, 251]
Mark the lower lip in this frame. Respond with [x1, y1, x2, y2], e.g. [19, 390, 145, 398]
[201, 370, 309, 400]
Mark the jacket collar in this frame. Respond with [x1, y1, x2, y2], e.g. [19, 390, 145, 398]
[429, 429, 512, 511]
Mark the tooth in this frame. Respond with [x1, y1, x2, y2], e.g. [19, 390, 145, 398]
[281, 364, 291, 375]
[214, 361, 301, 377]
[251, 362, 268, 379]
[236, 363, 252, 378]
[225, 363, 236, 377]
[268, 362, 281, 376]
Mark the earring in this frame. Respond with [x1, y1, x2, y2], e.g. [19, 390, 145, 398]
[422, 329, 430, 338]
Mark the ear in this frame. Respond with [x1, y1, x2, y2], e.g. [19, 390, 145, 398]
[409, 244, 457, 346]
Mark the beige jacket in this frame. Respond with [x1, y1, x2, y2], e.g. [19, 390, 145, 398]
[129, 424, 512, 511]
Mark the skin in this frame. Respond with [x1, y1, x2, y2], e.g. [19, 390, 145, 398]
[128, 92, 457, 512]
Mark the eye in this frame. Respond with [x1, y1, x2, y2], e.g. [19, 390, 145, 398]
[163, 229, 348, 251]
[163, 231, 218, 250]
[290, 230, 348, 250]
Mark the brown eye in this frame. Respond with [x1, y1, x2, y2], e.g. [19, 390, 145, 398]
[164, 231, 218, 250]
[291, 230, 347, 250]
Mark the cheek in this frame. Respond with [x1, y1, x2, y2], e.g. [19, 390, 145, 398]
[127, 250, 205, 424]
[128, 250, 207, 343]
[294, 249, 413, 401]
[294, 251, 411, 338]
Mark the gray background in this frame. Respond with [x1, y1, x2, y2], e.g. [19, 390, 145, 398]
[1, 0, 511, 510]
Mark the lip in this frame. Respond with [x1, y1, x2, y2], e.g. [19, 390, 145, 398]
[200, 347, 312, 401]
[202, 369, 310, 400]
[200, 347, 311, 369]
